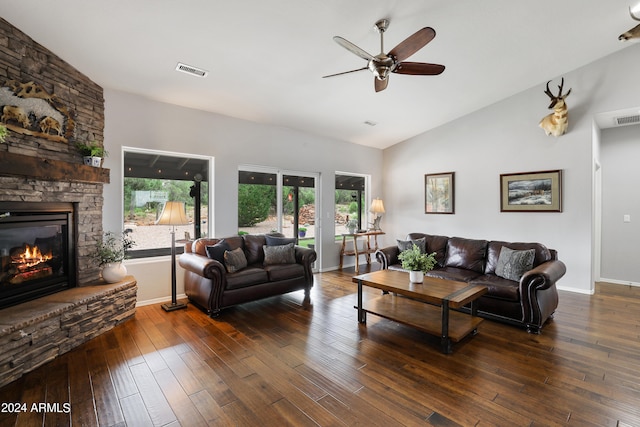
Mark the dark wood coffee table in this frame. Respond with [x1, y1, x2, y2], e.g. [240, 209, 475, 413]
[353, 270, 488, 353]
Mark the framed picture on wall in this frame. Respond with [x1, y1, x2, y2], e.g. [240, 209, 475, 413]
[425, 172, 455, 214]
[500, 169, 562, 212]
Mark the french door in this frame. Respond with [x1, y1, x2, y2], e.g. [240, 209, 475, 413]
[238, 166, 320, 268]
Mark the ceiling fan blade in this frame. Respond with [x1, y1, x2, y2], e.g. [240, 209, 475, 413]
[333, 36, 375, 61]
[374, 77, 388, 92]
[393, 62, 445, 75]
[322, 67, 368, 78]
[388, 27, 436, 62]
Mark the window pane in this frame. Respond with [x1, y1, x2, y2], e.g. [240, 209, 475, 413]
[335, 174, 365, 235]
[124, 151, 208, 255]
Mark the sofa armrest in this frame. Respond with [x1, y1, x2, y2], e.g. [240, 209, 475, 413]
[178, 252, 226, 280]
[375, 245, 400, 269]
[519, 259, 566, 333]
[295, 246, 317, 286]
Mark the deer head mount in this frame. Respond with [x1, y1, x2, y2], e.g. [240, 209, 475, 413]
[619, 6, 640, 41]
[539, 78, 571, 137]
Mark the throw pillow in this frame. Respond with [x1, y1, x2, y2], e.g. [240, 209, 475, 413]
[397, 237, 426, 253]
[224, 247, 248, 273]
[495, 247, 535, 281]
[205, 239, 230, 264]
[263, 243, 296, 265]
[265, 234, 297, 246]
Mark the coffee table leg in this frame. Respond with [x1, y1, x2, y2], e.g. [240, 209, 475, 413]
[470, 299, 479, 335]
[357, 279, 366, 323]
[441, 300, 452, 354]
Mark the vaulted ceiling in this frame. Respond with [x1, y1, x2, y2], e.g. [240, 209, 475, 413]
[3, 1, 639, 149]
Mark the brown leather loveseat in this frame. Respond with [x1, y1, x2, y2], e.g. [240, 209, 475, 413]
[375, 233, 566, 333]
[179, 234, 316, 317]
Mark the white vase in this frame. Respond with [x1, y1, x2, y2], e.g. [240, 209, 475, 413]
[409, 270, 424, 283]
[102, 262, 127, 283]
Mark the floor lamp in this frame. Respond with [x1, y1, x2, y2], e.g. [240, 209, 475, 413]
[156, 201, 189, 312]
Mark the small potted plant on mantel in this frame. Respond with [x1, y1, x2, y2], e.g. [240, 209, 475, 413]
[398, 243, 438, 283]
[76, 140, 108, 167]
[0, 124, 8, 143]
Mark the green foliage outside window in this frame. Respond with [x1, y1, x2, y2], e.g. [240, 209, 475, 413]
[238, 184, 276, 226]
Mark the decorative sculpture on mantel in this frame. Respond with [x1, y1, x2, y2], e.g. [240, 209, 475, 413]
[0, 80, 75, 143]
[539, 78, 571, 137]
[619, 6, 640, 41]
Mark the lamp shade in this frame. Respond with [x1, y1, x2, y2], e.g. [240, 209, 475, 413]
[156, 201, 189, 226]
[369, 198, 385, 214]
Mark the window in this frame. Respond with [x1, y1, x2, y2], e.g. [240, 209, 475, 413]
[123, 148, 211, 258]
[335, 173, 368, 236]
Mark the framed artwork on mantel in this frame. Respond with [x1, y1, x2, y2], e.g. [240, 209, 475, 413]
[425, 172, 455, 214]
[500, 169, 562, 212]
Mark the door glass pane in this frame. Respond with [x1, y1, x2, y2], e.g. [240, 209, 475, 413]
[238, 171, 277, 235]
[282, 175, 315, 247]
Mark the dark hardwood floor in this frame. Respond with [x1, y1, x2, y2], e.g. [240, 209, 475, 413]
[1, 266, 640, 426]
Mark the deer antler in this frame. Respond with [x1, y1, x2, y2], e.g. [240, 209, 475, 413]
[544, 81, 554, 99]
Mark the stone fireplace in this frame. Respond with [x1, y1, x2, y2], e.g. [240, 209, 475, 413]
[0, 18, 137, 388]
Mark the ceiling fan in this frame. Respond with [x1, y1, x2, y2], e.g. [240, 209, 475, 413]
[323, 19, 445, 92]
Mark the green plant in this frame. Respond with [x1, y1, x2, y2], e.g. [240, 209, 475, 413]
[92, 231, 135, 266]
[298, 227, 307, 233]
[398, 244, 437, 273]
[0, 124, 8, 143]
[76, 141, 108, 157]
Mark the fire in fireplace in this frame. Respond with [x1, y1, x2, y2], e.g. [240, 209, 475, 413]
[0, 202, 76, 309]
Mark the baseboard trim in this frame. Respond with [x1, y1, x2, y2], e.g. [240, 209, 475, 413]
[598, 277, 640, 287]
[137, 293, 187, 307]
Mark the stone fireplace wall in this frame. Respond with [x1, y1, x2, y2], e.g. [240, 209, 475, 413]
[0, 18, 106, 283]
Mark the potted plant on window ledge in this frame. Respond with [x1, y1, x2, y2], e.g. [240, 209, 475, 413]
[76, 141, 108, 167]
[398, 244, 438, 283]
[92, 231, 135, 283]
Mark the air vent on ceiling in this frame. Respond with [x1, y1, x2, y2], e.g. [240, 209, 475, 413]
[175, 62, 208, 78]
[615, 114, 640, 126]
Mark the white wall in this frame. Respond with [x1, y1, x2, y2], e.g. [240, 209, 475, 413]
[600, 124, 640, 284]
[102, 90, 383, 303]
[382, 43, 640, 294]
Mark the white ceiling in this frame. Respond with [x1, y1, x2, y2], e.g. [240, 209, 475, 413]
[2, 0, 639, 149]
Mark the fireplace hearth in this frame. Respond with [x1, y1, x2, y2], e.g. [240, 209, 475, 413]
[0, 202, 76, 309]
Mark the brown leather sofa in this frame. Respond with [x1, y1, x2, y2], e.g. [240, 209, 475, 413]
[178, 234, 316, 317]
[375, 233, 566, 333]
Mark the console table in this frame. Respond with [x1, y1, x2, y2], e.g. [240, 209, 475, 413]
[339, 230, 384, 273]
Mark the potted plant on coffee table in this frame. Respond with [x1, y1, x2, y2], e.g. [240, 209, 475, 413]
[92, 231, 135, 283]
[398, 243, 437, 283]
[76, 140, 108, 167]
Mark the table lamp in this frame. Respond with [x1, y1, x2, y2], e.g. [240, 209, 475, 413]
[369, 198, 385, 231]
[156, 201, 189, 311]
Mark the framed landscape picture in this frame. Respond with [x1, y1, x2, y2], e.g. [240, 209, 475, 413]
[500, 170, 562, 212]
[425, 172, 455, 214]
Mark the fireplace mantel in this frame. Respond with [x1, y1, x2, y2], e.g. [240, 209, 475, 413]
[0, 151, 109, 184]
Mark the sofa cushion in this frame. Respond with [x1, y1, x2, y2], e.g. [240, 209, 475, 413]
[224, 247, 248, 273]
[226, 267, 269, 290]
[263, 243, 296, 265]
[485, 241, 552, 275]
[205, 239, 230, 264]
[426, 266, 482, 283]
[397, 237, 426, 253]
[495, 247, 535, 281]
[444, 237, 487, 273]
[469, 274, 520, 302]
[264, 263, 305, 282]
[408, 233, 449, 267]
[265, 234, 296, 246]
[243, 234, 267, 265]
